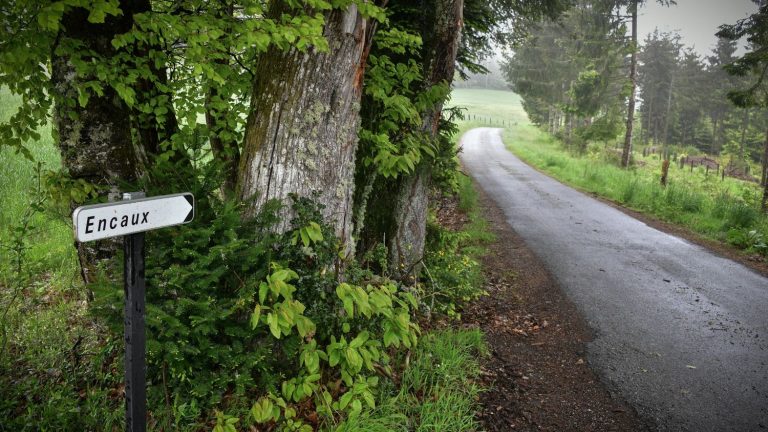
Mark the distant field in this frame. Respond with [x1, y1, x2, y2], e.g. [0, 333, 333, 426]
[448, 88, 528, 126]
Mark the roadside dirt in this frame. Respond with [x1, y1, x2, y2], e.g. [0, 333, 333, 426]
[437, 188, 653, 432]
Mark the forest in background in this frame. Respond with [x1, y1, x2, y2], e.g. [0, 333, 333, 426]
[503, 0, 768, 206]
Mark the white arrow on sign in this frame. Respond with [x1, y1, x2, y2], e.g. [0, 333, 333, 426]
[73, 193, 194, 242]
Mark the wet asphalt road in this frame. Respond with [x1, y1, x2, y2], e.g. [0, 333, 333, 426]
[459, 128, 768, 432]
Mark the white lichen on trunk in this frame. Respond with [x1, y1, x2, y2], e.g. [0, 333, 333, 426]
[239, 5, 369, 252]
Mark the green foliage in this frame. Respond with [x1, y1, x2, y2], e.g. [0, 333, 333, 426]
[423, 225, 485, 319]
[503, 0, 627, 149]
[717, 3, 768, 109]
[420, 175, 493, 320]
[333, 329, 487, 432]
[78, 159, 422, 428]
[359, 26, 445, 180]
[727, 227, 768, 255]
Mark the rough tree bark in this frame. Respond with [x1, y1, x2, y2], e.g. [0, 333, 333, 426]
[762, 128, 768, 211]
[52, 5, 145, 284]
[388, 0, 463, 280]
[621, 0, 638, 168]
[238, 5, 373, 252]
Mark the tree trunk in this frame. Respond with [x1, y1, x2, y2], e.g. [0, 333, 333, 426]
[711, 116, 719, 155]
[660, 159, 670, 187]
[640, 97, 649, 145]
[740, 108, 749, 161]
[621, 0, 638, 168]
[663, 76, 674, 151]
[387, 0, 463, 280]
[51, 5, 144, 284]
[762, 127, 768, 211]
[238, 4, 371, 251]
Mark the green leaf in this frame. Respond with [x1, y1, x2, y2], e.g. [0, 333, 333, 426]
[339, 391, 353, 409]
[282, 380, 296, 400]
[77, 88, 90, 107]
[345, 347, 363, 371]
[363, 390, 375, 409]
[349, 331, 369, 349]
[296, 316, 315, 338]
[259, 282, 268, 304]
[267, 313, 281, 338]
[251, 397, 276, 423]
[307, 221, 323, 242]
[250, 304, 261, 329]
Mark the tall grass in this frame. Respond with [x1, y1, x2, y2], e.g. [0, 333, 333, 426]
[335, 329, 487, 432]
[0, 88, 76, 281]
[0, 88, 94, 429]
[498, 122, 768, 245]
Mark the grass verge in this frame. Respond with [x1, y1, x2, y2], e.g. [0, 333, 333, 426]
[448, 88, 768, 256]
[336, 329, 487, 432]
[501, 125, 768, 252]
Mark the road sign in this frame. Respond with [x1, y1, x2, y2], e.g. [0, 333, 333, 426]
[72, 192, 194, 242]
[73, 191, 193, 432]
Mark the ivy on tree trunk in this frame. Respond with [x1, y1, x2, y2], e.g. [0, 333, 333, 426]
[388, 0, 463, 280]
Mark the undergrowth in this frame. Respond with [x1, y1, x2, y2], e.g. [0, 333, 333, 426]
[1, 120, 491, 432]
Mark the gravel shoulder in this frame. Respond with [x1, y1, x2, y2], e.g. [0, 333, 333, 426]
[439, 190, 651, 431]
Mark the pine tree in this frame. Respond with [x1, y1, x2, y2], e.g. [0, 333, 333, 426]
[718, 0, 768, 210]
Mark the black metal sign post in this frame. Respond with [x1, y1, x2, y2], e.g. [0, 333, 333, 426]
[72, 191, 194, 432]
[123, 191, 146, 432]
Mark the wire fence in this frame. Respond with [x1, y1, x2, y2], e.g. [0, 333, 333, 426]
[462, 113, 517, 127]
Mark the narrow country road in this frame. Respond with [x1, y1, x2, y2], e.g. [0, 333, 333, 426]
[460, 128, 768, 432]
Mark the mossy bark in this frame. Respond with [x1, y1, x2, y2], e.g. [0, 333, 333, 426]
[762, 127, 768, 211]
[238, 5, 371, 252]
[51, 5, 144, 284]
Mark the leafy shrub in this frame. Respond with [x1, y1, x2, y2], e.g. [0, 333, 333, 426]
[85, 163, 422, 430]
[727, 228, 768, 255]
[423, 223, 485, 319]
